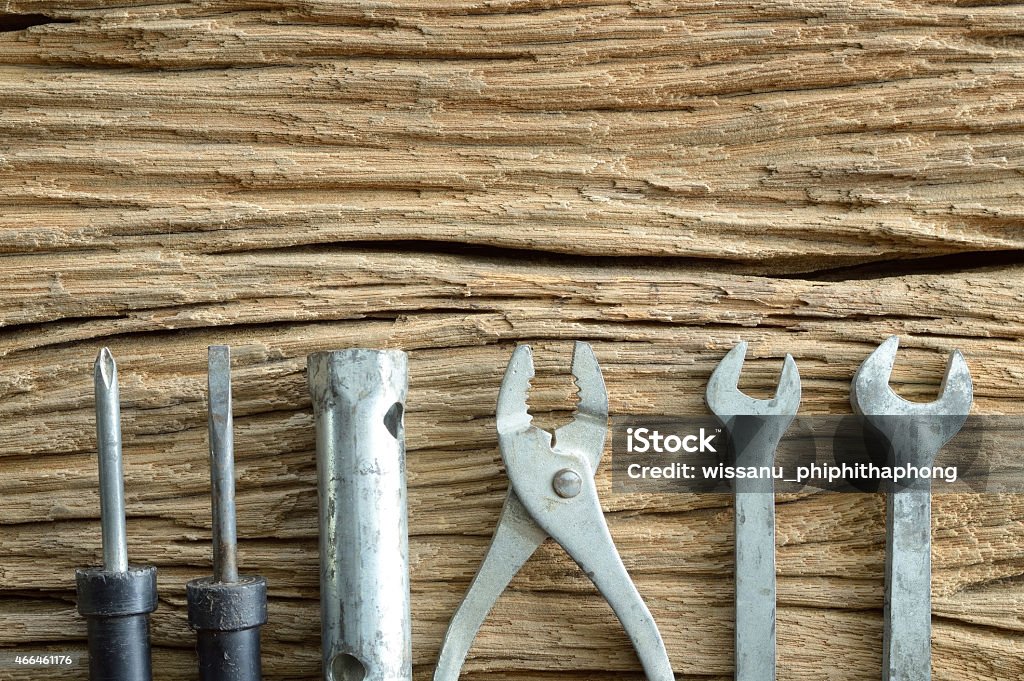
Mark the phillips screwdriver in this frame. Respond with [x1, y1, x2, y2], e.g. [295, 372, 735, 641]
[187, 345, 268, 681]
[76, 348, 158, 681]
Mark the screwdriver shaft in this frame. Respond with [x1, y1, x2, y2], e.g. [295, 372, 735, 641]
[189, 345, 267, 681]
[208, 345, 239, 584]
[95, 347, 128, 573]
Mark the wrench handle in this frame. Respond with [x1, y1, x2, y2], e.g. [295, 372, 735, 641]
[734, 488, 776, 681]
[884, 488, 932, 681]
[727, 415, 786, 681]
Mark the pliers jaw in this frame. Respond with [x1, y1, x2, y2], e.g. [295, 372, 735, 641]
[496, 341, 609, 473]
[495, 344, 537, 439]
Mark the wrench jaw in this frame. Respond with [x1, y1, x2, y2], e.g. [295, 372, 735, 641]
[706, 343, 801, 471]
[851, 337, 974, 468]
[852, 336, 974, 418]
[706, 342, 749, 417]
[706, 342, 801, 419]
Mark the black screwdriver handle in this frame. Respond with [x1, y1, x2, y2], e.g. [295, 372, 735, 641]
[76, 566, 158, 681]
[187, 575, 267, 681]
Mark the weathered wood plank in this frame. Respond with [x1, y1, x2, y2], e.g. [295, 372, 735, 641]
[1, 0, 1022, 264]
[1, 0, 1022, 678]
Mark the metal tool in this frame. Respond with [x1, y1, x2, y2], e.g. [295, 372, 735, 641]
[308, 349, 412, 681]
[851, 336, 972, 681]
[706, 342, 800, 681]
[435, 342, 673, 681]
[187, 346, 268, 681]
[76, 348, 158, 681]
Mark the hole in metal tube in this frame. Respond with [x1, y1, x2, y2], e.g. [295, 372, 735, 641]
[329, 653, 367, 681]
[383, 402, 404, 439]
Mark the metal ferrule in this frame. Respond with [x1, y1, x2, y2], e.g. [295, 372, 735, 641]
[308, 349, 411, 681]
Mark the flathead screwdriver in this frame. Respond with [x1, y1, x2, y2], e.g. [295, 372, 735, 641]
[76, 348, 158, 681]
[187, 345, 267, 681]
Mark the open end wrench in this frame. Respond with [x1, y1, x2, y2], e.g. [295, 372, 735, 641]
[706, 342, 800, 681]
[851, 336, 973, 681]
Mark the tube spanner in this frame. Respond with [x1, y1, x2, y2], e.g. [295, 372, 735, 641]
[706, 342, 800, 681]
[434, 341, 673, 681]
[851, 336, 972, 681]
[309, 349, 412, 681]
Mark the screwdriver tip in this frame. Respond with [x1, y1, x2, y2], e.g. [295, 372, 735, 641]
[95, 347, 117, 389]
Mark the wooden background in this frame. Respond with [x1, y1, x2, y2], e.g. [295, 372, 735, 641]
[1, 0, 1023, 678]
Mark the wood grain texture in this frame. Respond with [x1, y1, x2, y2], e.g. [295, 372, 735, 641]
[1, 0, 1022, 678]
